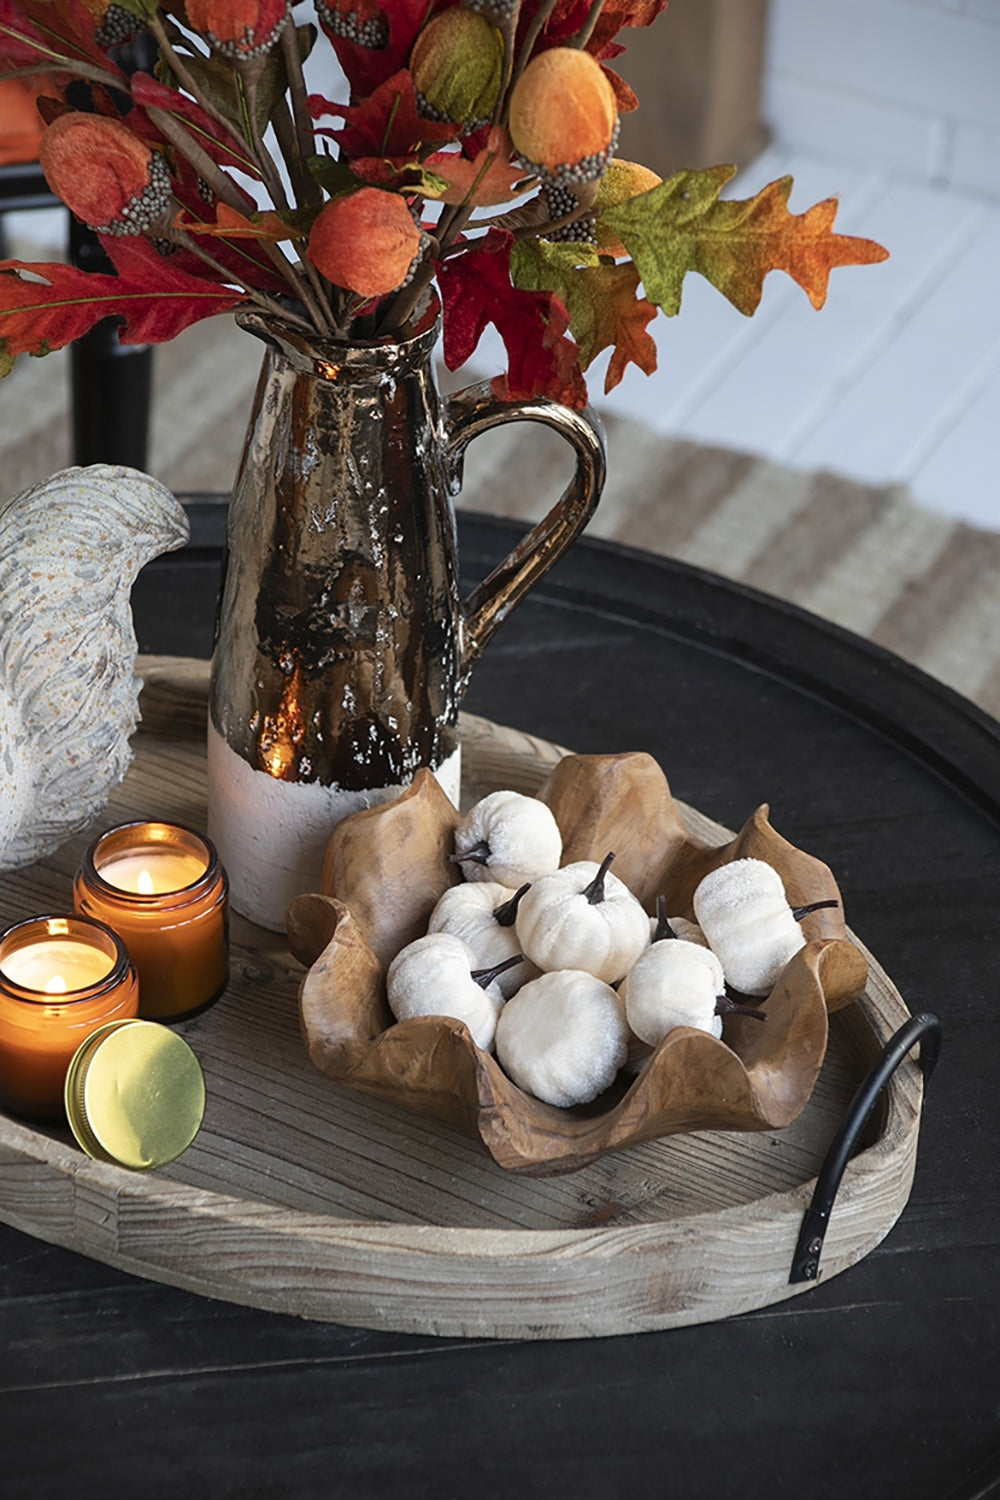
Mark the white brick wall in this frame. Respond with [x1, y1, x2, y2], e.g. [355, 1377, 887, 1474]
[763, 0, 1000, 197]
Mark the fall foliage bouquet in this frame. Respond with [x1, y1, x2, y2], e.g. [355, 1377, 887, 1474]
[0, 0, 888, 404]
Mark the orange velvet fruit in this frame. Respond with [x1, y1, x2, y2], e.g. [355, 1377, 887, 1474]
[306, 188, 423, 297]
[38, 113, 171, 235]
[509, 48, 618, 184]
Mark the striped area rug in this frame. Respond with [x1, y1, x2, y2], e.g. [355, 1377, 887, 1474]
[5, 311, 1000, 718]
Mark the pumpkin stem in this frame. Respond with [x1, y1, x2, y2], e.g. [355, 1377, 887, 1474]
[715, 993, 768, 1023]
[652, 894, 675, 943]
[583, 851, 616, 905]
[471, 953, 525, 989]
[450, 840, 491, 867]
[791, 898, 839, 921]
[493, 882, 530, 927]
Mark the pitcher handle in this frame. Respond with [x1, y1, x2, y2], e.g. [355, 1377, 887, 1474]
[445, 382, 607, 679]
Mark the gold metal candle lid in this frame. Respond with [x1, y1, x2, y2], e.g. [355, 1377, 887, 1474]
[64, 1020, 206, 1170]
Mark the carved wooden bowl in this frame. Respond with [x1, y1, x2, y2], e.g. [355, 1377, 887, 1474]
[288, 749, 868, 1176]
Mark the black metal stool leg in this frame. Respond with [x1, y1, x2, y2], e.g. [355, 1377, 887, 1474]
[68, 217, 153, 470]
[70, 319, 153, 469]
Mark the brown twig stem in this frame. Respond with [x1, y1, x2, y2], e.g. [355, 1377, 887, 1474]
[0, 59, 122, 89]
[570, 0, 606, 51]
[238, 63, 291, 214]
[146, 103, 330, 330]
[491, 9, 522, 128]
[506, 0, 559, 119]
[510, 204, 595, 241]
[273, 98, 322, 210]
[169, 225, 314, 331]
[260, 239, 331, 333]
[144, 105, 253, 216]
[280, 20, 321, 202]
[148, 13, 255, 159]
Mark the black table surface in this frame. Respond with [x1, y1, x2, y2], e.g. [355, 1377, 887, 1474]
[3, 509, 1000, 1500]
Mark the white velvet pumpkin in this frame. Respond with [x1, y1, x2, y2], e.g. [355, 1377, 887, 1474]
[514, 855, 649, 984]
[693, 857, 805, 996]
[386, 931, 509, 1051]
[494, 969, 629, 1108]
[427, 880, 537, 998]
[452, 789, 562, 887]
[620, 940, 725, 1047]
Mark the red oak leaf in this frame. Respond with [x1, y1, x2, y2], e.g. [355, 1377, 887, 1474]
[438, 230, 587, 408]
[603, 66, 638, 113]
[344, 155, 426, 188]
[315, 0, 430, 103]
[0, 252, 246, 362]
[522, 0, 667, 57]
[315, 70, 459, 161]
[129, 71, 262, 179]
[0, 0, 123, 77]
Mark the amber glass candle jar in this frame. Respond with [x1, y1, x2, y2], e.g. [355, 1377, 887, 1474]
[0, 914, 139, 1121]
[74, 822, 229, 1022]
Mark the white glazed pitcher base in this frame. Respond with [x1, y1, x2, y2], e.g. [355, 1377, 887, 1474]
[207, 723, 462, 932]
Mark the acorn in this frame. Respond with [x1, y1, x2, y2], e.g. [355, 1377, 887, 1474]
[185, 0, 289, 58]
[38, 114, 173, 237]
[90, 1, 144, 48]
[306, 187, 425, 298]
[540, 180, 597, 244]
[410, 9, 504, 129]
[463, 0, 521, 24]
[594, 158, 662, 256]
[314, 0, 389, 50]
[508, 47, 619, 188]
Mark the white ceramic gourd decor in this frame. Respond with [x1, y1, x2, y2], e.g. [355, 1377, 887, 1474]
[0, 465, 189, 871]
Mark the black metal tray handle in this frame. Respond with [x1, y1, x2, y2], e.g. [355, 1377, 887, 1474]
[789, 1012, 943, 1284]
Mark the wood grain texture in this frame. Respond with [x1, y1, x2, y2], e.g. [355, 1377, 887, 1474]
[0, 660, 923, 1339]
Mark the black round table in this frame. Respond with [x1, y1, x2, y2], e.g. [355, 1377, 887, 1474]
[3, 510, 999, 1500]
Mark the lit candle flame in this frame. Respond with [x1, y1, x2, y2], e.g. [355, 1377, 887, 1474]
[137, 868, 155, 895]
[44, 975, 68, 994]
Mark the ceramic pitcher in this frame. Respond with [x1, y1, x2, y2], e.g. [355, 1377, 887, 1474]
[207, 294, 606, 929]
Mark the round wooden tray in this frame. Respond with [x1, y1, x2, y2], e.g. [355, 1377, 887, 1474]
[0, 658, 923, 1340]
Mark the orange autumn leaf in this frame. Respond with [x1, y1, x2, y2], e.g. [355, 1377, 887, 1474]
[424, 130, 532, 206]
[603, 165, 890, 317]
[579, 260, 658, 390]
[174, 202, 300, 241]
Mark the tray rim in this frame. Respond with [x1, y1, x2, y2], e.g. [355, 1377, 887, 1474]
[0, 661, 923, 1339]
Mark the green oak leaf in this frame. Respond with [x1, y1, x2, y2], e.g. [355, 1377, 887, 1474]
[603, 164, 889, 317]
[601, 165, 738, 316]
[307, 155, 360, 198]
